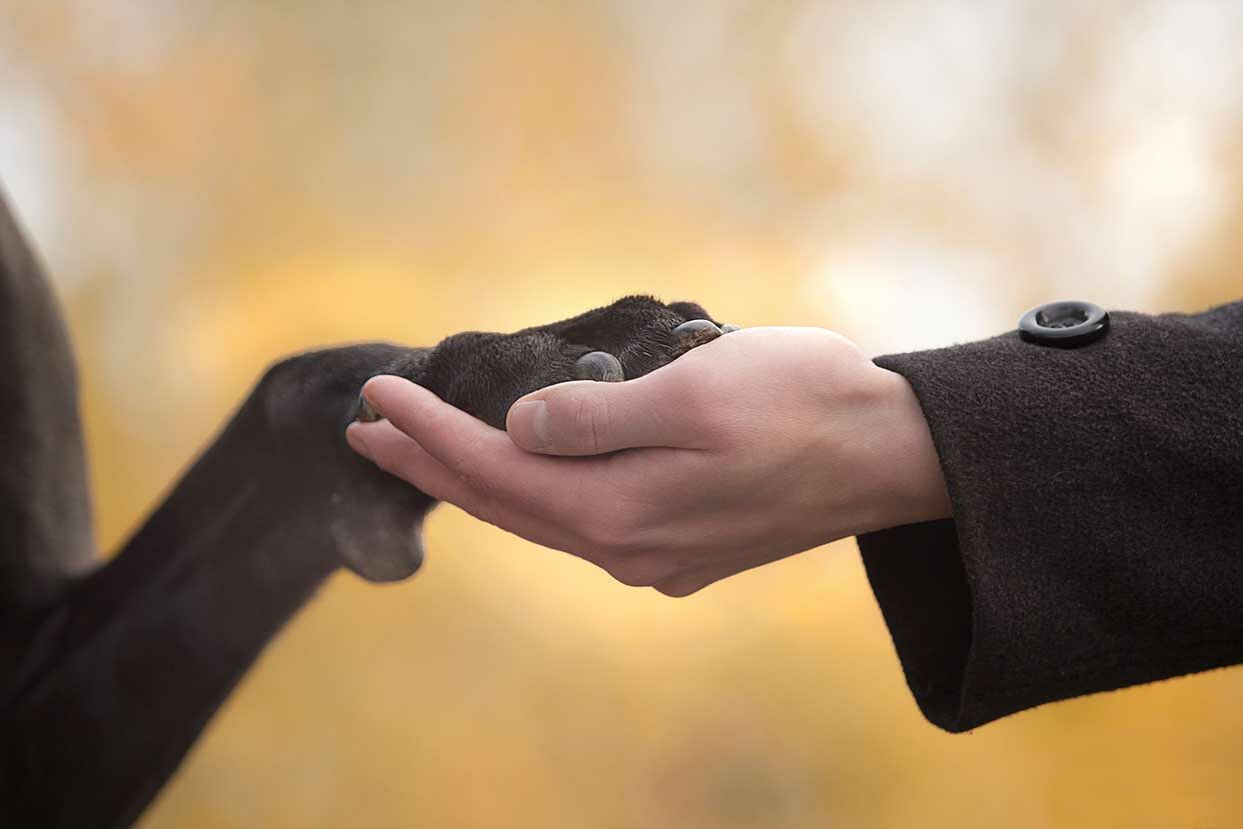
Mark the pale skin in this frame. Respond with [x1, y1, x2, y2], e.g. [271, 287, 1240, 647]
[345, 326, 952, 597]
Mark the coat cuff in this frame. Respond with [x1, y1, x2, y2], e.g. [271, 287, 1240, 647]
[857, 306, 1243, 732]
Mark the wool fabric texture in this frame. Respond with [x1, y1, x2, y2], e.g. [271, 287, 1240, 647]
[857, 300, 1243, 732]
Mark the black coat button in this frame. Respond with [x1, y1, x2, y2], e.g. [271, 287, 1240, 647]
[1018, 301, 1109, 348]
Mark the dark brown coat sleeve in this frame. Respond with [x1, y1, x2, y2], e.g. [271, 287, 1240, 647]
[856, 299, 1243, 732]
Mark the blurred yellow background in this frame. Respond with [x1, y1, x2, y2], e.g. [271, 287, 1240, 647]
[3, 2, 1242, 826]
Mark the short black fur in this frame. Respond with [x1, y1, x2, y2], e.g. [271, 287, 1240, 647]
[0, 186, 716, 828]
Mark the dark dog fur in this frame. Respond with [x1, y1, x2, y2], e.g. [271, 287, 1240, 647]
[0, 188, 716, 828]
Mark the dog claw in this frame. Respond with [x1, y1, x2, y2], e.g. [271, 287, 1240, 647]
[354, 392, 383, 422]
[720, 323, 741, 333]
[574, 351, 625, 382]
[673, 319, 723, 350]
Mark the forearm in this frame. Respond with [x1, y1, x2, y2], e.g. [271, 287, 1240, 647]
[1, 396, 338, 829]
[0, 188, 95, 611]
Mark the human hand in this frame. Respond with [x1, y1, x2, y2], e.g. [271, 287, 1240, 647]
[346, 326, 950, 596]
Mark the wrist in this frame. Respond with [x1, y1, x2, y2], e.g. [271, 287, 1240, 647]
[866, 366, 953, 531]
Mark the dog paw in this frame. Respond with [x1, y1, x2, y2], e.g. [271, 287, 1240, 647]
[353, 296, 731, 430]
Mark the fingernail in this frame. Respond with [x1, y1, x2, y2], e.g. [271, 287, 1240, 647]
[345, 424, 375, 461]
[509, 400, 550, 451]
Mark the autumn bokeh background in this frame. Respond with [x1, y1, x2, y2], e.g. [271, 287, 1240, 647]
[4, 2, 1243, 826]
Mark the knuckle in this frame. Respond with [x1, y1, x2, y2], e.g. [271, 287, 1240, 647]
[553, 390, 610, 453]
[449, 435, 492, 490]
[655, 578, 705, 598]
[454, 463, 493, 503]
[667, 379, 719, 433]
[452, 468, 503, 519]
[581, 512, 621, 548]
[579, 503, 642, 555]
[466, 494, 504, 529]
[608, 555, 672, 588]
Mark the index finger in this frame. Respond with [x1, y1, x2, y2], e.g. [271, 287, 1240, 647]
[358, 375, 594, 517]
[346, 417, 594, 557]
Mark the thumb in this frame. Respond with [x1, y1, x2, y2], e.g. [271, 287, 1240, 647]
[506, 376, 701, 456]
